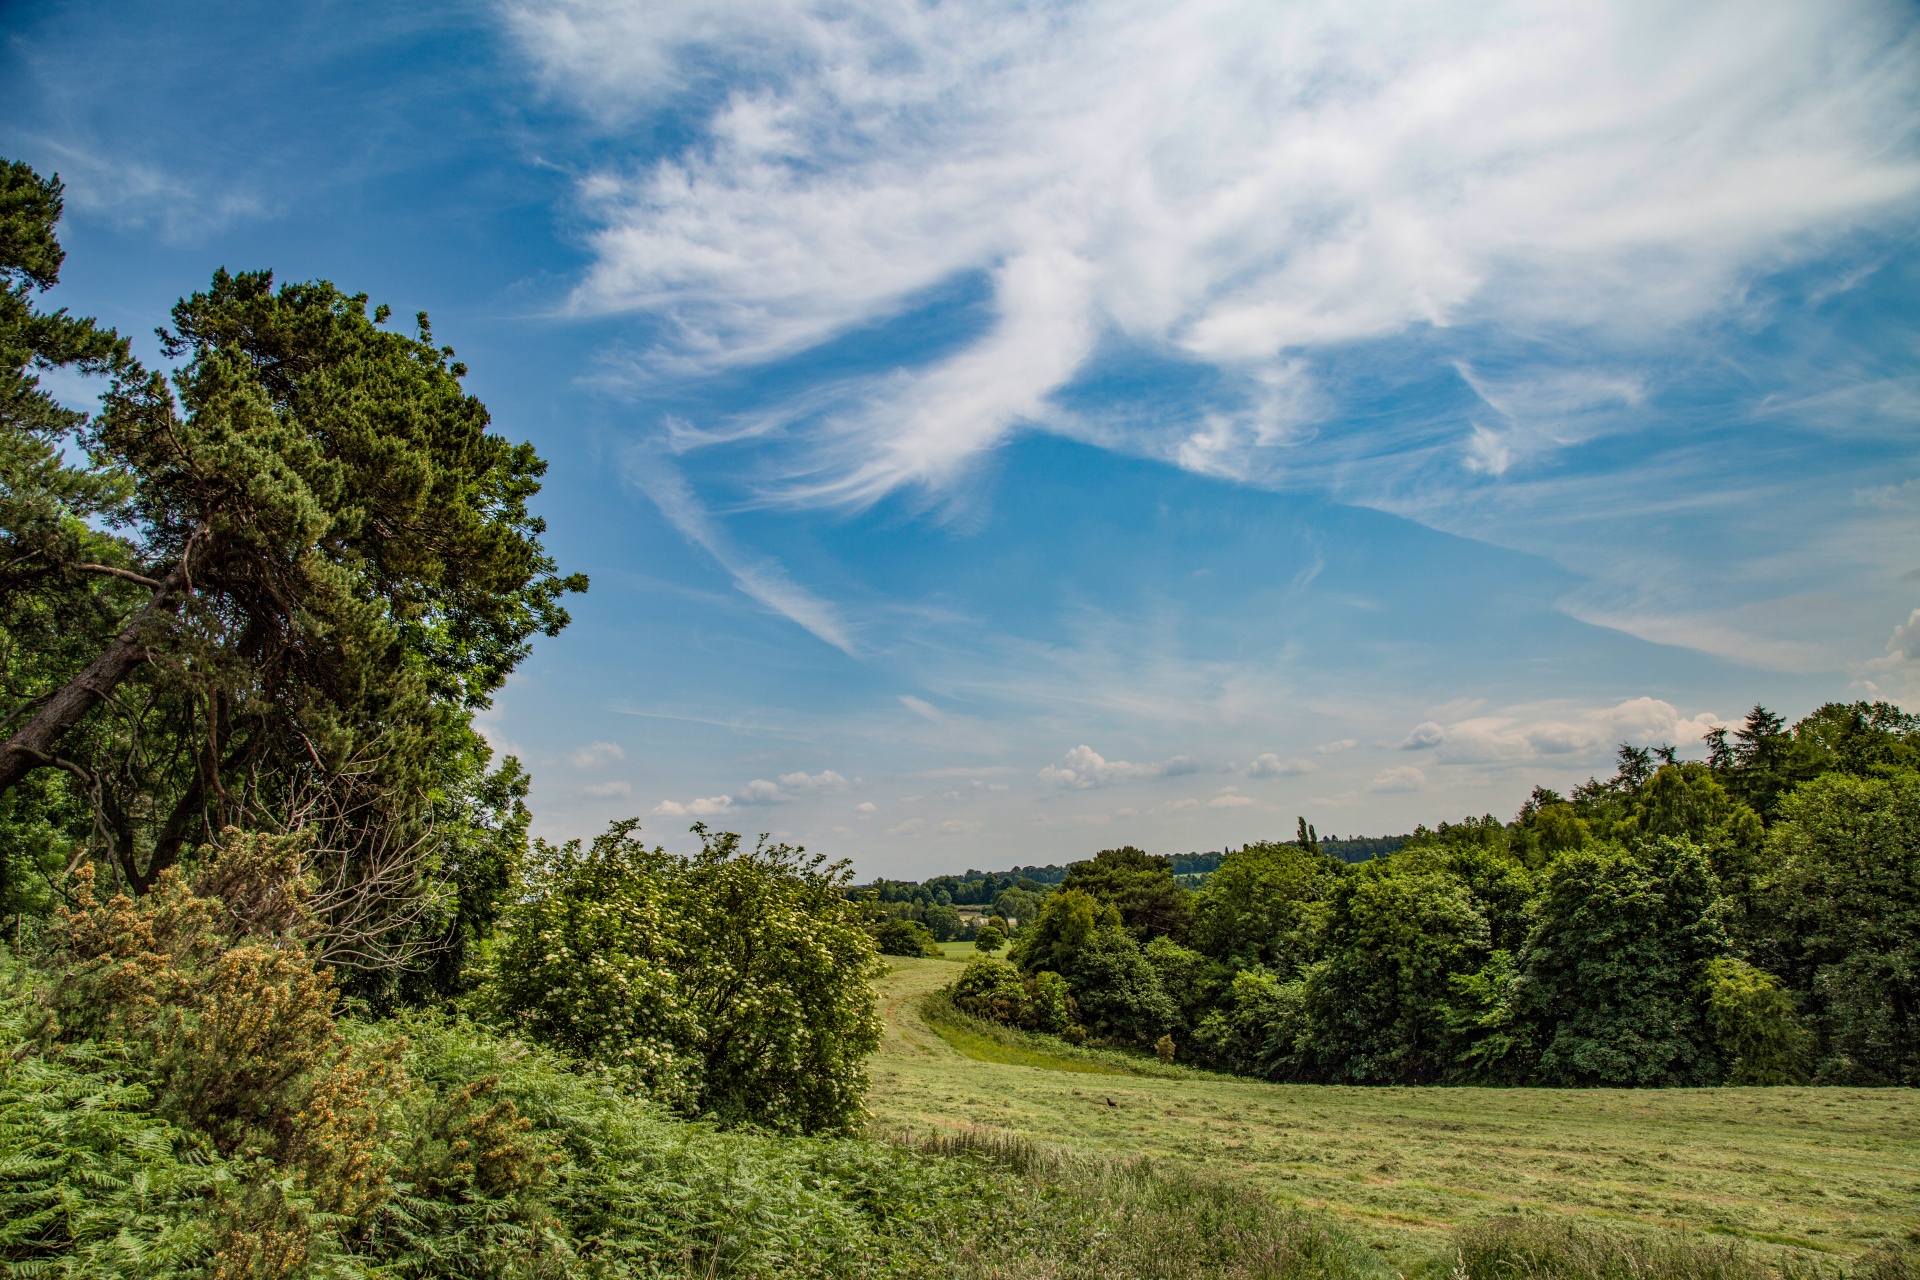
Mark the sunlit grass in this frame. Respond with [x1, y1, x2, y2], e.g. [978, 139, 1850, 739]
[867, 957, 1920, 1271]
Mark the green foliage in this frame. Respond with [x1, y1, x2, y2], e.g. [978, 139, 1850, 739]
[1518, 839, 1728, 1087]
[0, 164, 580, 992]
[1142, 933, 1218, 1031]
[0, 960, 222, 1278]
[1060, 846, 1194, 942]
[1300, 861, 1490, 1083]
[485, 820, 883, 1133]
[1702, 958, 1810, 1085]
[951, 955, 1030, 1022]
[1190, 966, 1309, 1079]
[922, 902, 962, 941]
[871, 917, 940, 957]
[1757, 769, 1920, 1084]
[949, 956, 1084, 1039]
[1012, 888, 1176, 1045]
[1190, 841, 1341, 974]
[972, 923, 1005, 955]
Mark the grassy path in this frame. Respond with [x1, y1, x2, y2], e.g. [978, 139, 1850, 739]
[866, 956, 1920, 1265]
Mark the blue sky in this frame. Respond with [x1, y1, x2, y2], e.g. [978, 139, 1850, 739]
[6, 0, 1919, 877]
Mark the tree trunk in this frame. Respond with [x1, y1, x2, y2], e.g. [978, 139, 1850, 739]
[0, 559, 192, 793]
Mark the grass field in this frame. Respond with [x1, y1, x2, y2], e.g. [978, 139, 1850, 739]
[866, 956, 1920, 1270]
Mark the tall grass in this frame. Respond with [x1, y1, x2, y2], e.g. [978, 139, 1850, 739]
[1441, 1216, 1912, 1280]
[893, 1123, 1391, 1280]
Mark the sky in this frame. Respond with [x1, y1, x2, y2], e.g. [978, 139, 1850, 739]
[5, 0, 1919, 878]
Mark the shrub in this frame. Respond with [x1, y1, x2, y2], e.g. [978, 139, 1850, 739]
[486, 820, 882, 1133]
[950, 958, 1085, 1040]
[872, 918, 940, 957]
[0, 960, 223, 1278]
[41, 835, 404, 1219]
[1012, 889, 1176, 1045]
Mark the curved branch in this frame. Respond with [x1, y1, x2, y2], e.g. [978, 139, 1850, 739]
[70, 562, 163, 589]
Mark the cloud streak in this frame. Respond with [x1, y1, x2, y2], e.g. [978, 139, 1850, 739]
[522, 0, 1919, 504]
[625, 446, 859, 652]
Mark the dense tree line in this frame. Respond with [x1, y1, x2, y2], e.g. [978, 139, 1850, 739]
[954, 703, 1920, 1087]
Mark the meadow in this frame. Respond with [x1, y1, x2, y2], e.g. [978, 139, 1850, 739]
[868, 956, 1920, 1270]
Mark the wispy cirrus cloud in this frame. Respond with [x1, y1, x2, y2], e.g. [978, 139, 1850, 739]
[624, 445, 859, 652]
[516, 0, 1919, 504]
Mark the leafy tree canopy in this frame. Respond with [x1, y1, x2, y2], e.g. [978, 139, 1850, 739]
[1060, 845, 1194, 943]
[0, 160, 579, 993]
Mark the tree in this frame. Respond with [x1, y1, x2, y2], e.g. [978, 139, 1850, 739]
[873, 917, 941, 957]
[1300, 861, 1489, 1084]
[949, 956, 1081, 1037]
[1011, 887, 1176, 1044]
[486, 820, 882, 1133]
[1191, 967, 1309, 1080]
[0, 176, 584, 943]
[992, 885, 1041, 927]
[1517, 839, 1728, 1087]
[1703, 957, 1810, 1085]
[0, 161, 134, 920]
[1757, 770, 1920, 1084]
[973, 923, 1006, 955]
[923, 901, 962, 940]
[1060, 846, 1193, 943]
[1190, 839, 1341, 974]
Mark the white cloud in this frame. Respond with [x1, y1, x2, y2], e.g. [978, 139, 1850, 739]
[624, 447, 858, 651]
[518, 0, 1920, 502]
[899, 695, 943, 721]
[1400, 721, 1446, 750]
[651, 794, 735, 817]
[581, 779, 632, 797]
[778, 769, 851, 794]
[664, 767, 851, 813]
[1851, 606, 1920, 697]
[1315, 739, 1358, 755]
[1409, 696, 1726, 767]
[567, 741, 627, 769]
[1209, 788, 1256, 808]
[1039, 744, 1200, 789]
[856, 800, 878, 814]
[1247, 752, 1313, 777]
[1368, 766, 1427, 793]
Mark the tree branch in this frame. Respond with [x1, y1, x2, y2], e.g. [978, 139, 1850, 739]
[70, 562, 163, 589]
[0, 552, 195, 794]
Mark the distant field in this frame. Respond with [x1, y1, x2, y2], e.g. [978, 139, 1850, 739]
[866, 957, 1920, 1269]
[934, 939, 979, 959]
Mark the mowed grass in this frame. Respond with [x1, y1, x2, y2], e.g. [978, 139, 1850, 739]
[866, 957, 1920, 1269]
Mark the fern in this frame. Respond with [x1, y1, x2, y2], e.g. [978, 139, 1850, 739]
[0, 963, 220, 1279]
